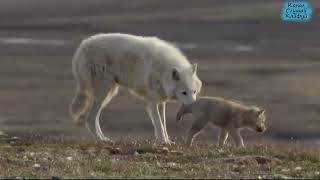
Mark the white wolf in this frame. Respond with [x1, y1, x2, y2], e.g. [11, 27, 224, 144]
[69, 33, 202, 144]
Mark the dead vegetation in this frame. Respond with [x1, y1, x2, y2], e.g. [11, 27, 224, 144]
[0, 136, 319, 179]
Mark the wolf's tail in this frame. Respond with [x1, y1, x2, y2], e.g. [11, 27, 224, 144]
[69, 45, 93, 126]
[69, 89, 92, 125]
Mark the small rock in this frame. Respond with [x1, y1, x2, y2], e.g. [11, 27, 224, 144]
[315, 171, 320, 175]
[167, 162, 177, 167]
[11, 136, 19, 140]
[171, 150, 183, 155]
[9, 141, 16, 145]
[110, 158, 119, 163]
[30, 152, 35, 156]
[161, 147, 169, 153]
[156, 161, 161, 167]
[228, 154, 234, 157]
[7, 136, 19, 145]
[281, 168, 290, 172]
[273, 174, 291, 179]
[66, 156, 73, 161]
[217, 148, 224, 153]
[33, 163, 41, 168]
[88, 147, 97, 156]
[294, 166, 302, 171]
[0, 130, 7, 137]
[133, 151, 139, 155]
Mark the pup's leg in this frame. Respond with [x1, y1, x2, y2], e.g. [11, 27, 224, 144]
[228, 128, 244, 147]
[146, 102, 168, 144]
[218, 128, 229, 147]
[186, 118, 207, 146]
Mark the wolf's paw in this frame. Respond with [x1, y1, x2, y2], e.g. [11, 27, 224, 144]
[98, 136, 115, 145]
[153, 139, 168, 146]
[166, 139, 175, 146]
[153, 138, 175, 146]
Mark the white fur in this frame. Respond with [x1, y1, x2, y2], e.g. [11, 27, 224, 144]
[69, 33, 202, 144]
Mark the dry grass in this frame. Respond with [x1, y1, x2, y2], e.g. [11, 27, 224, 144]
[0, 136, 319, 179]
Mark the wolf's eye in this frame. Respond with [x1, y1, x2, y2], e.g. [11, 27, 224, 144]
[182, 91, 187, 96]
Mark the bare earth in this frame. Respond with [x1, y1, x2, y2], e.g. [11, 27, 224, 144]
[0, 0, 320, 146]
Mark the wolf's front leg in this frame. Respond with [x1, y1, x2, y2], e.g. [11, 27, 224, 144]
[228, 128, 244, 147]
[146, 103, 169, 144]
[158, 103, 173, 143]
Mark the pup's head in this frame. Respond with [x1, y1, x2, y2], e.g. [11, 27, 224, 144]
[243, 107, 266, 133]
[169, 63, 202, 105]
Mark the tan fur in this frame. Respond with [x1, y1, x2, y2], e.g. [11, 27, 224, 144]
[177, 96, 266, 147]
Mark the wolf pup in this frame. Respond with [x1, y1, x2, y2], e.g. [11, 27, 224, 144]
[176, 96, 266, 147]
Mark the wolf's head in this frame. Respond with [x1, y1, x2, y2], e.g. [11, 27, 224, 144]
[167, 63, 202, 105]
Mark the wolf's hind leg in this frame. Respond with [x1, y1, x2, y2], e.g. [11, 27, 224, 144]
[85, 73, 119, 141]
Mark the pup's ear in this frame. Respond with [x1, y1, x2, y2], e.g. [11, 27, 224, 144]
[191, 63, 198, 74]
[252, 108, 265, 117]
[258, 109, 265, 115]
[172, 68, 180, 81]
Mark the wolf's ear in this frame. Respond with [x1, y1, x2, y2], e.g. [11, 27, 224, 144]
[172, 68, 180, 81]
[191, 63, 198, 75]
